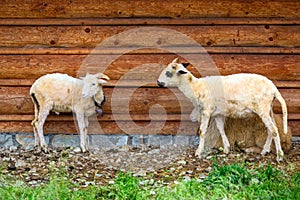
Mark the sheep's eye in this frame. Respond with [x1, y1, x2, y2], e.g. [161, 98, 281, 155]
[92, 83, 96, 86]
[166, 71, 173, 78]
[172, 65, 176, 70]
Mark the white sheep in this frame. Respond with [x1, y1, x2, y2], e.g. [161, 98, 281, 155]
[30, 73, 110, 153]
[157, 58, 288, 161]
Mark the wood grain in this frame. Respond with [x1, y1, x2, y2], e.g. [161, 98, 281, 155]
[0, 25, 299, 48]
[0, 86, 299, 115]
[1, 79, 300, 89]
[0, 0, 299, 18]
[0, 0, 299, 137]
[0, 116, 299, 136]
[1, 18, 300, 26]
[0, 120, 199, 135]
[0, 54, 299, 81]
[1, 47, 300, 55]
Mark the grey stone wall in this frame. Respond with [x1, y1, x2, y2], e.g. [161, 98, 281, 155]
[1, 133, 299, 150]
[0, 133, 200, 150]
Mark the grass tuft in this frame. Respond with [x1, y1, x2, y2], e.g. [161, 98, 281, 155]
[1, 162, 299, 200]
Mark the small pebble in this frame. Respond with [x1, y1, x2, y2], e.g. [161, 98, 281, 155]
[177, 160, 187, 165]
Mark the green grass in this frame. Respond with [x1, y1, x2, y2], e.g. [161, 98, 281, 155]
[1, 163, 299, 200]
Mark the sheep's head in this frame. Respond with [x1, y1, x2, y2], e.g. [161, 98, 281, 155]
[81, 73, 110, 116]
[157, 58, 190, 87]
[81, 72, 109, 99]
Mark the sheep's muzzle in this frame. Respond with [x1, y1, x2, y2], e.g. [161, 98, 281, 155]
[96, 108, 103, 116]
[94, 96, 106, 116]
[157, 80, 165, 87]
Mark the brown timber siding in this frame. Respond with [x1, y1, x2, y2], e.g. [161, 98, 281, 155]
[0, 0, 299, 136]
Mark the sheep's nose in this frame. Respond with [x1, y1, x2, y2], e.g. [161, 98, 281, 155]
[157, 80, 165, 87]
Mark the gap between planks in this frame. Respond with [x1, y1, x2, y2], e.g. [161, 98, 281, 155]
[0, 18, 300, 26]
[0, 47, 299, 55]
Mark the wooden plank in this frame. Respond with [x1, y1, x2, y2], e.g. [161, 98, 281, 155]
[1, 114, 300, 122]
[1, 47, 300, 55]
[1, 18, 300, 26]
[0, 0, 299, 18]
[1, 79, 300, 89]
[0, 86, 299, 115]
[0, 25, 299, 47]
[289, 121, 300, 136]
[0, 116, 299, 136]
[0, 54, 299, 81]
[0, 121, 199, 135]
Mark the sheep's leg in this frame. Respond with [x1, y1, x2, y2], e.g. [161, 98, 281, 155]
[214, 116, 230, 154]
[35, 104, 51, 153]
[31, 102, 40, 147]
[261, 129, 273, 156]
[84, 117, 89, 151]
[195, 114, 210, 158]
[260, 113, 284, 162]
[76, 113, 88, 153]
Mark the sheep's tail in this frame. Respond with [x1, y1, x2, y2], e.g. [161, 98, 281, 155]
[275, 90, 288, 134]
[30, 93, 39, 125]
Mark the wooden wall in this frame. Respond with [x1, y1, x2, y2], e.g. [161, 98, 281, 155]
[0, 0, 299, 136]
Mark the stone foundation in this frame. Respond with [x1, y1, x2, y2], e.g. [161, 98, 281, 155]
[1, 132, 299, 151]
[0, 133, 200, 150]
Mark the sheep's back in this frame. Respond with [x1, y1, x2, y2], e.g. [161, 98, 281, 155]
[30, 73, 82, 108]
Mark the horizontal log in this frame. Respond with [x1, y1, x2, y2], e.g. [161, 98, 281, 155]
[1, 18, 300, 26]
[289, 121, 300, 136]
[0, 25, 299, 48]
[1, 47, 300, 55]
[0, 86, 299, 115]
[0, 54, 299, 81]
[1, 79, 300, 89]
[1, 114, 300, 122]
[0, 0, 299, 18]
[0, 115, 299, 136]
[0, 120, 199, 135]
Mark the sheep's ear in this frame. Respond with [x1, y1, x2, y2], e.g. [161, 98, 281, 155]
[177, 70, 188, 75]
[182, 63, 190, 68]
[98, 79, 107, 85]
[101, 74, 110, 80]
[79, 72, 89, 79]
[95, 73, 110, 80]
[171, 58, 179, 63]
[98, 74, 110, 85]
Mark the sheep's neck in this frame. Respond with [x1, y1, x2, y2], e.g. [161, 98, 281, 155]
[93, 92, 103, 107]
[178, 74, 199, 104]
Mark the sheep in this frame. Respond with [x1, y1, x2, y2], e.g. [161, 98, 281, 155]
[190, 109, 292, 154]
[30, 73, 110, 153]
[157, 58, 288, 161]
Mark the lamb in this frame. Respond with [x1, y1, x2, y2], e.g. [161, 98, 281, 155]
[30, 73, 110, 153]
[190, 109, 292, 154]
[157, 58, 288, 161]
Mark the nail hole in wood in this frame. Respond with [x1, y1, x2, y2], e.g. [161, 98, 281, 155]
[85, 27, 91, 33]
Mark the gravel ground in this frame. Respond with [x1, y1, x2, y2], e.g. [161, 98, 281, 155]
[1, 143, 300, 187]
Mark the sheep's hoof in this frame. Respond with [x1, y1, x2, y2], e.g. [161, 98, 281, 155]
[195, 149, 204, 159]
[34, 145, 42, 152]
[80, 146, 89, 153]
[73, 147, 82, 153]
[276, 151, 284, 162]
[223, 148, 230, 154]
[41, 146, 49, 153]
[260, 149, 270, 156]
